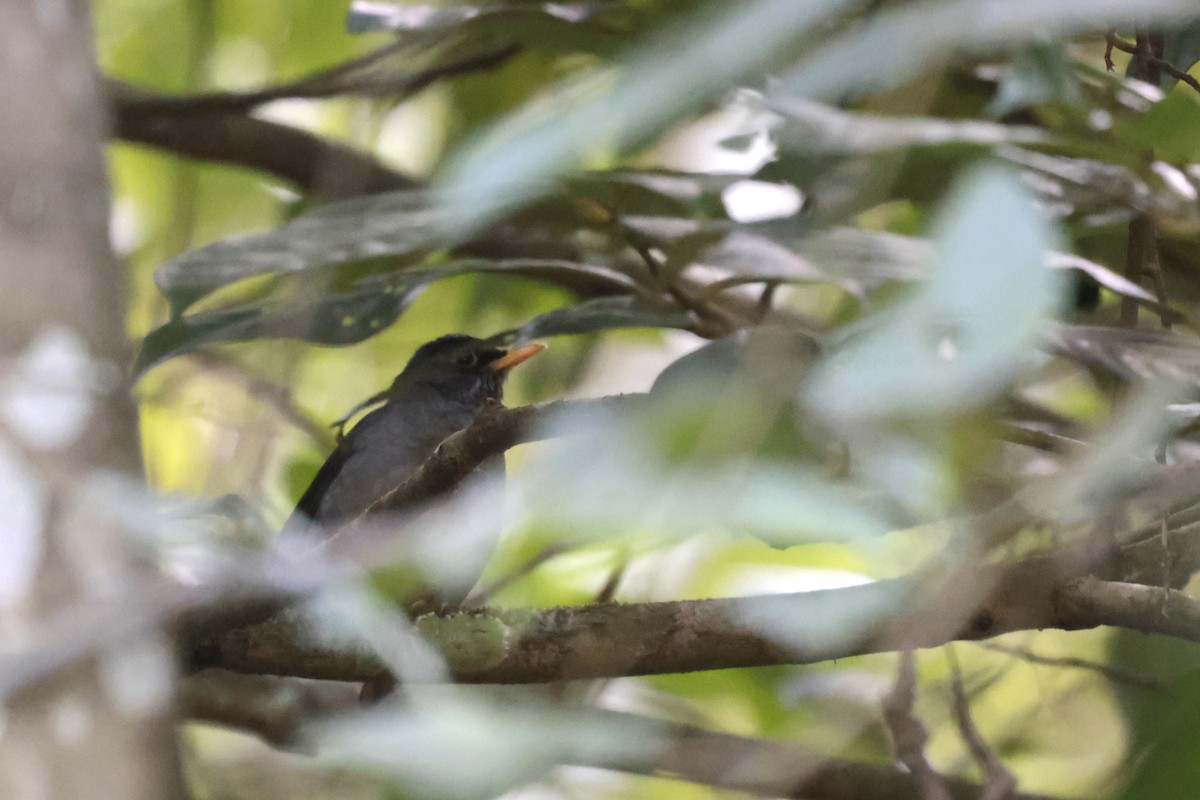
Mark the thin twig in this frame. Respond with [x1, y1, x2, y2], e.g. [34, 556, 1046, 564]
[947, 647, 1018, 800]
[974, 642, 1161, 689]
[883, 651, 953, 800]
[468, 543, 570, 605]
[1105, 32, 1200, 96]
[610, 214, 747, 337]
[594, 559, 627, 604]
[1122, 215, 1156, 327]
[1119, 32, 1156, 328]
[757, 280, 780, 322]
[999, 424, 1085, 454]
[1145, 225, 1172, 330]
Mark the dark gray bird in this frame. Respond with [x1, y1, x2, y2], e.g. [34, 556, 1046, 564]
[286, 335, 544, 701]
[289, 334, 546, 527]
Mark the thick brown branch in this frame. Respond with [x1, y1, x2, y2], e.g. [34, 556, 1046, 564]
[107, 41, 519, 199]
[190, 563, 1200, 685]
[108, 79, 418, 201]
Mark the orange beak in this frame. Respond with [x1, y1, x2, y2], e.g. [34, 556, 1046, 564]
[487, 341, 547, 372]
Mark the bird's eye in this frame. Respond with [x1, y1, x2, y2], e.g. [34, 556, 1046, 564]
[454, 352, 478, 368]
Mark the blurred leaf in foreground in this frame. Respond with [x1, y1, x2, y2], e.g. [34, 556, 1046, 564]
[806, 162, 1064, 425]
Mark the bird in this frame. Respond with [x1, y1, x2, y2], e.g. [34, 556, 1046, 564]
[282, 335, 545, 702]
[286, 333, 546, 570]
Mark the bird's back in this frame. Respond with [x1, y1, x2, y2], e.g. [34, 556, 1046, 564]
[290, 386, 483, 527]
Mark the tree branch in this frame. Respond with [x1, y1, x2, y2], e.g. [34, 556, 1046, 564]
[189, 562, 1200, 685]
[108, 79, 418, 201]
[179, 669, 359, 745]
[178, 674, 1061, 800]
[623, 711, 1062, 800]
[972, 642, 1161, 689]
[883, 651, 951, 800]
[947, 647, 1017, 800]
[127, 45, 521, 113]
[107, 39, 520, 200]
[1104, 32, 1200, 96]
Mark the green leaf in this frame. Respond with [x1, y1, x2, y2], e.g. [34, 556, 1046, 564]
[565, 169, 739, 220]
[156, 189, 444, 312]
[651, 328, 818, 398]
[156, 170, 729, 314]
[1045, 253, 1188, 325]
[1120, 90, 1200, 163]
[517, 420, 892, 547]
[137, 268, 431, 375]
[1119, 667, 1200, 800]
[807, 162, 1064, 423]
[136, 261, 641, 374]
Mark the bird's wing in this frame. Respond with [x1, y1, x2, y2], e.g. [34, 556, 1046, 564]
[286, 402, 398, 527]
[290, 437, 355, 522]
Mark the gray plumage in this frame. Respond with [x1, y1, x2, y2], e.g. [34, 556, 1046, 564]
[288, 334, 539, 528]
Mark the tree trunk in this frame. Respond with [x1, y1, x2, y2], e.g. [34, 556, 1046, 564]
[0, 1, 182, 797]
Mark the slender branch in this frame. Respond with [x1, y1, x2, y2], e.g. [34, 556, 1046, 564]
[973, 642, 1161, 689]
[108, 39, 518, 200]
[1122, 214, 1155, 327]
[620, 709, 1063, 800]
[883, 651, 952, 800]
[947, 647, 1017, 800]
[468, 542, 570, 605]
[1105, 32, 1200, 96]
[177, 678, 1062, 800]
[1117, 33, 1163, 328]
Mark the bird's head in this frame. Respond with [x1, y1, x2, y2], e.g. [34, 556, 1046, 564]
[393, 334, 546, 405]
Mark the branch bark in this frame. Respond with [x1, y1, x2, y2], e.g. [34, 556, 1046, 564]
[108, 79, 418, 201]
[190, 563, 1200, 686]
[178, 672, 1061, 800]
